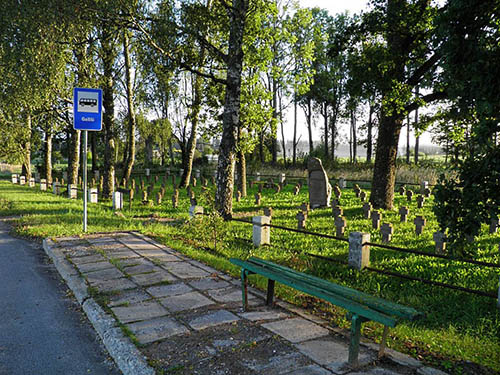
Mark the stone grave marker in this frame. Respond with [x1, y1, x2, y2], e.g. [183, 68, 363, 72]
[236, 190, 241, 202]
[254, 193, 261, 205]
[145, 168, 150, 177]
[293, 185, 300, 195]
[433, 231, 447, 254]
[52, 182, 60, 195]
[274, 183, 281, 193]
[416, 195, 425, 208]
[20, 175, 26, 185]
[307, 157, 332, 208]
[362, 202, 372, 219]
[192, 177, 197, 187]
[256, 172, 261, 181]
[263, 207, 272, 218]
[359, 191, 367, 202]
[67, 184, 77, 199]
[11, 174, 18, 184]
[40, 179, 47, 191]
[190, 195, 197, 206]
[129, 188, 134, 208]
[423, 187, 432, 198]
[99, 176, 104, 192]
[29, 177, 35, 187]
[490, 217, 500, 234]
[296, 211, 306, 230]
[333, 185, 341, 198]
[201, 177, 208, 187]
[89, 188, 98, 203]
[414, 216, 426, 236]
[279, 173, 286, 184]
[142, 190, 148, 203]
[399, 206, 410, 222]
[189, 205, 204, 218]
[112, 191, 123, 210]
[353, 184, 361, 198]
[421, 180, 429, 195]
[172, 190, 179, 208]
[94, 170, 100, 179]
[406, 189, 414, 202]
[332, 206, 343, 219]
[155, 192, 162, 205]
[380, 223, 394, 243]
[253, 216, 270, 246]
[371, 210, 382, 230]
[339, 178, 346, 189]
[399, 185, 406, 195]
[195, 169, 201, 179]
[179, 168, 184, 177]
[334, 216, 347, 237]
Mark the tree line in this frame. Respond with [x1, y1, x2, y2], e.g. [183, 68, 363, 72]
[0, 0, 499, 247]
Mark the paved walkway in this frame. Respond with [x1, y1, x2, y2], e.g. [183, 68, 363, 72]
[0, 220, 119, 375]
[45, 231, 447, 375]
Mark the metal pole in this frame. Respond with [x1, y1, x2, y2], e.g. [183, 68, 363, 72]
[83, 130, 88, 232]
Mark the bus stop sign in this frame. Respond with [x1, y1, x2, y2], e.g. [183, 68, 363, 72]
[73, 87, 102, 131]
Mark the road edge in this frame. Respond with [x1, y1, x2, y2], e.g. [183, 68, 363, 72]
[43, 238, 155, 375]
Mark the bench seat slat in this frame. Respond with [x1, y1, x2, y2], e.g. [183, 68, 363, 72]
[230, 258, 397, 327]
[247, 257, 422, 321]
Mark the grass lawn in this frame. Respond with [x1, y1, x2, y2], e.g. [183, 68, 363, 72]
[0, 176, 498, 374]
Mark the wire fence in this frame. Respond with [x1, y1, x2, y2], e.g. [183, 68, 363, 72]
[229, 217, 499, 299]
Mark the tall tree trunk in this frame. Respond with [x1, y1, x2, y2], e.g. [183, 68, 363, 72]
[180, 71, 203, 188]
[259, 131, 265, 163]
[101, 25, 117, 199]
[271, 78, 278, 165]
[371, 111, 404, 209]
[21, 112, 32, 180]
[91, 132, 98, 173]
[413, 86, 420, 164]
[279, 90, 286, 166]
[44, 129, 53, 185]
[68, 129, 80, 184]
[215, 0, 248, 219]
[236, 126, 247, 197]
[366, 103, 373, 163]
[123, 30, 136, 185]
[351, 108, 357, 163]
[304, 98, 313, 155]
[323, 102, 328, 160]
[293, 96, 298, 166]
[406, 113, 411, 163]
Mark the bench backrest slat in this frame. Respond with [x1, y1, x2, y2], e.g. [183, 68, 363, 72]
[230, 258, 397, 327]
[248, 257, 421, 321]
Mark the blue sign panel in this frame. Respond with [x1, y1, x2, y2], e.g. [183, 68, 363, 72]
[73, 87, 103, 131]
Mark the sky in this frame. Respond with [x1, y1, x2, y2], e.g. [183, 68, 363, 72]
[283, 0, 435, 149]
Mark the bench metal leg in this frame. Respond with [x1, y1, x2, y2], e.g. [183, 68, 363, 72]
[378, 325, 389, 358]
[266, 279, 275, 306]
[348, 314, 362, 367]
[241, 269, 249, 311]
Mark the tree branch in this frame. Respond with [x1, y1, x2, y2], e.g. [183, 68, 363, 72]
[406, 52, 442, 86]
[405, 91, 447, 113]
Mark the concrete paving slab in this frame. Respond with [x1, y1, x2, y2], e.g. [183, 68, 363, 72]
[284, 364, 333, 375]
[239, 310, 290, 322]
[146, 283, 193, 298]
[91, 277, 138, 293]
[111, 301, 168, 323]
[242, 352, 309, 374]
[64, 247, 97, 258]
[261, 318, 330, 343]
[133, 249, 169, 258]
[105, 250, 141, 260]
[188, 278, 230, 291]
[159, 291, 214, 312]
[71, 254, 107, 265]
[385, 348, 422, 368]
[76, 261, 115, 273]
[206, 287, 253, 303]
[417, 367, 448, 375]
[124, 263, 159, 275]
[85, 267, 124, 283]
[146, 253, 181, 263]
[162, 262, 210, 279]
[188, 310, 240, 330]
[188, 260, 218, 274]
[107, 289, 152, 307]
[120, 258, 150, 267]
[131, 270, 177, 286]
[295, 339, 372, 374]
[126, 316, 189, 345]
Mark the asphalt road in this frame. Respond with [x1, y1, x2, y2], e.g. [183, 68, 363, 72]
[0, 220, 120, 375]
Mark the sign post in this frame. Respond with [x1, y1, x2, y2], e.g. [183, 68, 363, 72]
[73, 88, 103, 232]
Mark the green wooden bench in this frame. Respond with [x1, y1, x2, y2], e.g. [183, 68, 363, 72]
[229, 256, 423, 367]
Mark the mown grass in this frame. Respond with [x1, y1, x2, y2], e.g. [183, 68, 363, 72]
[0, 176, 498, 374]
